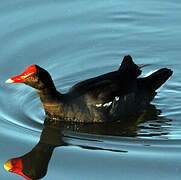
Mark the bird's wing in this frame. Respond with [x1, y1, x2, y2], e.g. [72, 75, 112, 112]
[67, 55, 141, 103]
[67, 71, 117, 94]
[68, 74, 136, 105]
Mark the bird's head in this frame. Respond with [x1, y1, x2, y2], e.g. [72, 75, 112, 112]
[4, 158, 32, 180]
[6, 65, 55, 90]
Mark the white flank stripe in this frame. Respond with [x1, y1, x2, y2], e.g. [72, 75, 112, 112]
[96, 104, 102, 107]
[115, 96, 119, 101]
[103, 101, 112, 107]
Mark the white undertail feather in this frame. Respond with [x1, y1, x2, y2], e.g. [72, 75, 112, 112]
[144, 69, 158, 77]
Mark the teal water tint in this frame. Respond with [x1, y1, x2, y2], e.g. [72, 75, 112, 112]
[0, 0, 181, 179]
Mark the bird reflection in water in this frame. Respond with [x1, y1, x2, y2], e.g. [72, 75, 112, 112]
[4, 125, 67, 180]
[4, 104, 171, 180]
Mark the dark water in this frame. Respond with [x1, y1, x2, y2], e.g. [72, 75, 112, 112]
[0, 0, 181, 179]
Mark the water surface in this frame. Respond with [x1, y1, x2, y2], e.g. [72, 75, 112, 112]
[0, 0, 181, 179]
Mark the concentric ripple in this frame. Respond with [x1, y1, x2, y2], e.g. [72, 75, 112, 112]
[0, 0, 181, 179]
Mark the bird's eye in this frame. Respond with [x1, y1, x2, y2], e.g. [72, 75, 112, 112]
[30, 77, 36, 81]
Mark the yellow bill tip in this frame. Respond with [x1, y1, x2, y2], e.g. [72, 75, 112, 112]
[5, 78, 14, 83]
[4, 160, 12, 171]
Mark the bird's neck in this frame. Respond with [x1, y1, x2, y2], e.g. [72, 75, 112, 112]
[36, 87, 64, 118]
[21, 142, 55, 179]
[36, 87, 60, 102]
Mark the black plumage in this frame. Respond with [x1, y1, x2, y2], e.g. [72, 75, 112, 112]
[6, 55, 173, 123]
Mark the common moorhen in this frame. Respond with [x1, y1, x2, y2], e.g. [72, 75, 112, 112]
[6, 55, 173, 123]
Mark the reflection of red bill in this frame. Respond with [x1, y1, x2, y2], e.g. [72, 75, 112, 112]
[4, 158, 32, 180]
[6, 65, 37, 83]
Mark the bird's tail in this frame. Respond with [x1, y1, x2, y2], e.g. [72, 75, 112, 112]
[118, 55, 141, 78]
[138, 68, 173, 90]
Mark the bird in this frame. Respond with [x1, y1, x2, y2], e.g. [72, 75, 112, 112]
[4, 125, 67, 180]
[6, 55, 173, 123]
